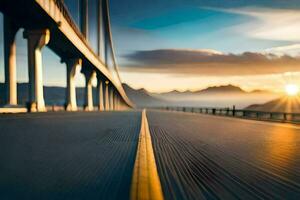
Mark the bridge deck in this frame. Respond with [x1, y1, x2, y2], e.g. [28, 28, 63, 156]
[148, 111, 300, 200]
[0, 111, 300, 199]
[0, 111, 141, 200]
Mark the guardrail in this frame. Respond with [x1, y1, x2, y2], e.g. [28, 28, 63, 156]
[158, 107, 300, 123]
[53, 0, 120, 84]
[53, 0, 99, 60]
[49, 0, 134, 108]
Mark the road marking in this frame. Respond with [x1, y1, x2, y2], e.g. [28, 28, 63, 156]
[131, 109, 164, 200]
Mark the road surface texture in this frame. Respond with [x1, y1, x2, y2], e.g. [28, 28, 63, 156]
[0, 111, 141, 200]
[1, 110, 300, 200]
[147, 110, 300, 200]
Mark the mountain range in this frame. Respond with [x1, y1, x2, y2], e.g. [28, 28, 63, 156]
[245, 97, 300, 113]
[0, 83, 86, 106]
[121, 84, 168, 107]
[0, 83, 167, 108]
[123, 84, 278, 108]
[153, 84, 272, 97]
[0, 83, 281, 110]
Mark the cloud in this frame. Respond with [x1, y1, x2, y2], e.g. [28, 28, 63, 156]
[123, 49, 300, 76]
[264, 44, 300, 56]
[207, 7, 300, 42]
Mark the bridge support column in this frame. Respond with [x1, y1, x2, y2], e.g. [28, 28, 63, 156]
[4, 16, 19, 106]
[97, 0, 103, 58]
[105, 81, 110, 110]
[118, 99, 121, 110]
[109, 87, 114, 111]
[117, 97, 121, 110]
[80, 0, 88, 38]
[65, 58, 82, 111]
[24, 29, 50, 112]
[82, 68, 95, 111]
[114, 94, 118, 110]
[103, 0, 110, 65]
[96, 74, 105, 111]
[120, 100, 124, 111]
[116, 95, 120, 110]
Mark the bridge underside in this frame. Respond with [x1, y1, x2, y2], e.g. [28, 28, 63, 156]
[0, 0, 133, 112]
[1, 1, 84, 61]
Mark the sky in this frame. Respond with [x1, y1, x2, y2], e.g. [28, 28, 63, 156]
[1, 0, 300, 92]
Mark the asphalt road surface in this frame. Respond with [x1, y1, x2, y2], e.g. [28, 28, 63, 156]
[0, 110, 300, 200]
[147, 110, 300, 200]
[0, 111, 141, 200]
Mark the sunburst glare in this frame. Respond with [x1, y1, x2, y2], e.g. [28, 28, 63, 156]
[285, 84, 299, 96]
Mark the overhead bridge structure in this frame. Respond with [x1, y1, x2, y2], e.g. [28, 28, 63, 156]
[0, 0, 134, 112]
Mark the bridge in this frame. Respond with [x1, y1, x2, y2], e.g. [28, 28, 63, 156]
[0, 1, 300, 200]
[0, 0, 133, 112]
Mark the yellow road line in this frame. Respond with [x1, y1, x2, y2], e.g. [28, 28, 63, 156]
[130, 109, 164, 200]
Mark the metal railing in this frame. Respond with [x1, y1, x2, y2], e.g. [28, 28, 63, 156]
[53, 0, 101, 64]
[53, 0, 121, 83]
[51, 0, 133, 107]
[158, 107, 300, 123]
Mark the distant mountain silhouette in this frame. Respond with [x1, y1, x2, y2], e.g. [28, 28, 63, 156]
[245, 97, 300, 113]
[153, 85, 273, 98]
[196, 85, 244, 94]
[250, 89, 273, 94]
[0, 83, 168, 108]
[122, 84, 168, 107]
[0, 83, 86, 106]
[159, 89, 194, 95]
[0, 83, 277, 109]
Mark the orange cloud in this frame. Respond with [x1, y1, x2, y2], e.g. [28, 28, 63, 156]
[123, 49, 300, 76]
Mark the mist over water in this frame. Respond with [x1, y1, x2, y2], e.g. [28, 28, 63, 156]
[154, 93, 281, 109]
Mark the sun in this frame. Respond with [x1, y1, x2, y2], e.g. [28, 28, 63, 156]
[285, 84, 299, 96]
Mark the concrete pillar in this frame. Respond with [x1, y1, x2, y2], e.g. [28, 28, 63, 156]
[97, 73, 105, 111]
[82, 68, 95, 111]
[97, 0, 103, 58]
[118, 96, 121, 110]
[102, 0, 108, 65]
[105, 81, 109, 110]
[119, 100, 122, 111]
[120, 100, 124, 111]
[118, 99, 122, 110]
[109, 87, 114, 111]
[116, 95, 120, 110]
[114, 95, 118, 110]
[80, 0, 88, 38]
[65, 58, 82, 111]
[24, 29, 50, 112]
[4, 16, 19, 106]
